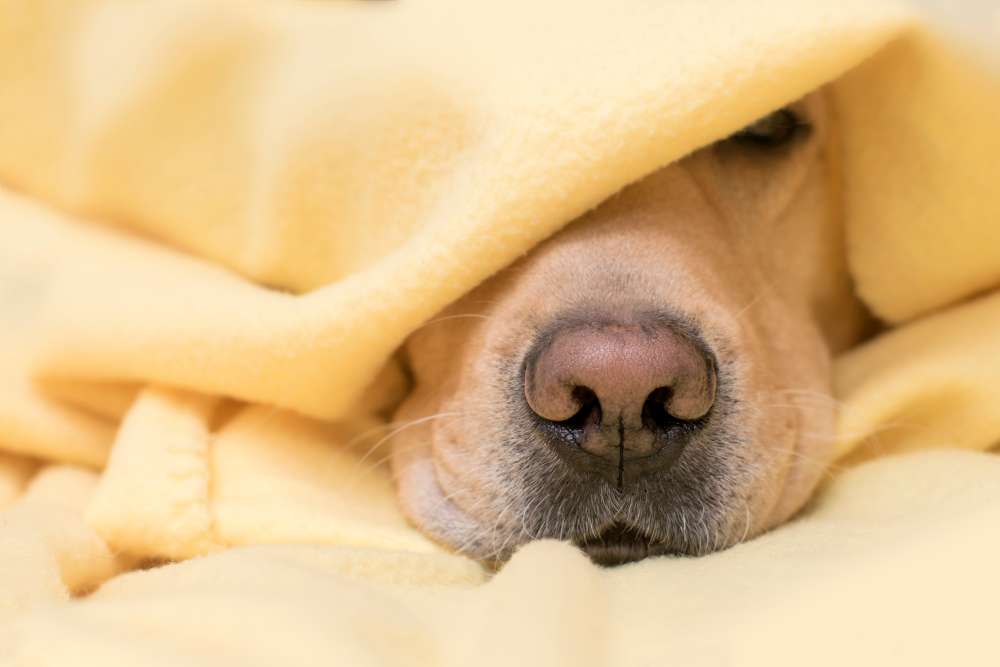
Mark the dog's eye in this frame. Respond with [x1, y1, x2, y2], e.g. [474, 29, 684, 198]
[729, 108, 806, 147]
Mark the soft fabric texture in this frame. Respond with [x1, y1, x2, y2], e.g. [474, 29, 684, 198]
[1, 0, 999, 663]
[8, 451, 1000, 666]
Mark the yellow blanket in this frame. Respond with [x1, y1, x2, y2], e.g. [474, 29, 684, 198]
[2, 0, 1000, 663]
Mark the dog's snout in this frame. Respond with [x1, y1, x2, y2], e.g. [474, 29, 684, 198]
[524, 319, 716, 480]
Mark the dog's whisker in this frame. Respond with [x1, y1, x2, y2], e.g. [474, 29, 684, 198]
[352, 411, 464, 466]
[487, 501, 513, 556]
[767, 391, 846, 409]
[338, 416, 473, 501]
[772, 446, 848, 477]
[346, 419, 472, 484]
[495, 499, 528, 561]
[731, 294, 762, 321]
[409, 313, 494, 336]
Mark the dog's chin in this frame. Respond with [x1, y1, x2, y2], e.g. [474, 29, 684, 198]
[574, 523, 679, 566]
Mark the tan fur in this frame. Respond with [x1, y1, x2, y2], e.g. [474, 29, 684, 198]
[391, 90, 871, 564]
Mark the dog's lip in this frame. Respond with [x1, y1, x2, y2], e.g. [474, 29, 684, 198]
[574, 522, 675, 566]
[392, 430, 495, 557]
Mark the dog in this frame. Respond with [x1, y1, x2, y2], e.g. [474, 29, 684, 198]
[390, 89, 872, 566]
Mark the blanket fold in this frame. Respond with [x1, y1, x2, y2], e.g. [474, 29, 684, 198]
[1, 0, 999, 663]
[7, 451, 1000, 666]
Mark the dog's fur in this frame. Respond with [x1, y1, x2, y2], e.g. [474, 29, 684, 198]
[390, 90, 872, 566]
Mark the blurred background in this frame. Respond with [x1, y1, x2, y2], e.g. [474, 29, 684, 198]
[914, 0, 999, 63]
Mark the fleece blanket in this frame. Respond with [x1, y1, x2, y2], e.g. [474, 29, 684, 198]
[1, 0, 1000, 663]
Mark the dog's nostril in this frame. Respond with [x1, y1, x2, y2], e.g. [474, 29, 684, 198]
[523, 316, 716, 480]
[642, 386, 683, 432]
[558, 386, 601, 431]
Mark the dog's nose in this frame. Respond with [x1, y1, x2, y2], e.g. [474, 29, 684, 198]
[524, 320, 715, 480]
